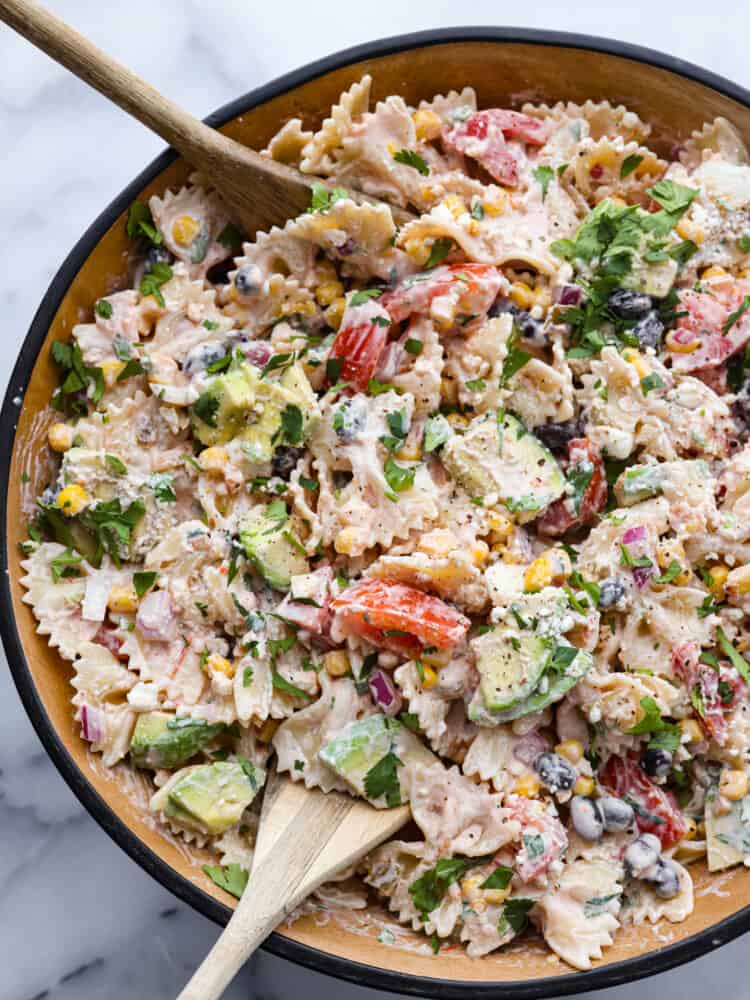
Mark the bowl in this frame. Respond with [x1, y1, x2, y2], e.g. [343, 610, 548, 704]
[3, 26, 750, 999]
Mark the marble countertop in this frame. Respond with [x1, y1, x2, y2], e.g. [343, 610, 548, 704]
[2, 1, 750, 998]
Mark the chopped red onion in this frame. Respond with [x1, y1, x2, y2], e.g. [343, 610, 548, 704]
[136, 589, 177, 642]
[368, 669, 402, 716]
[558, 284, 582, 306]
[632, 566, 653, 590]
[243, 341, 273, 367]
[80, 704, 105, 744]
[513, 731, 551, 766]
[94, 625, 126, 660]
[375, 341, 403, 380]
[622, 525, 646, 546]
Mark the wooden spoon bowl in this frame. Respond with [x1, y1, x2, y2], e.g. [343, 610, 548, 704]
[3, 28, 750, 999]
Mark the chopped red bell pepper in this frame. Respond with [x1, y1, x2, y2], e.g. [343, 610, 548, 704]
[442, 109, 553, 186]
[536, 438, 607, 536]
[601, 755, 687, 848]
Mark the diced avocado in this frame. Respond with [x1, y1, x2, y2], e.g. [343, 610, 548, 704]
[471, 628, 551, 711]
[191, 360, 319, 454]
[469, 646, 593, 724]
[442, 412, 565, 522]
[705, 785, 750, 871]
[162, 760, 265, 835]
[239, 501, 308, 590]
[615, 459, 709, 507]
[319, 714, 434, 807]
[192, 363, 260, 446]
[130, 712, 226, 769]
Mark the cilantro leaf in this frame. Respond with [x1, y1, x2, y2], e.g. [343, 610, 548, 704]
[646, 180, 698, 217]
[619, 544, 653, 569]
[133, 571, 157, 598]
[139, 261, 173, 307]
[620, 154, 643, 179]
[202, 863, 248, 899]
[393, 148, 429, 176]
[625, 697, 680, 750]
[641, 373, 665, 396]
[567, 459, 594, 515]
[147, 472, 177, 503]
[193, 392, 220, 428]
[425, 237, 454, 269]
[364, 751, 403, 807]
[500, 898, 535, 935]
[95, 300, 113, 319]
[532, 165, 554, 202]
[116, 357, 146, 382]
[740, 234, 750, 254]
[500, 337, 532, 386]
[404, 338, 423, 356]
[50, 547, 83, 583]
[126, 201, 163, 245]
[216, 221, 244, 249]
[349, 288, 383, 307]
[384, 456, 416, 495]
[105, 454, 127, 476]
[655, 559, 682, 584]
[78, 498, 145, 568]
[280, 404, 304, 446]
[716, 627, 750, 683]
[309, 183, 348, 212]
[409, 857, 475, 919]
[722, 295, 750, 334]
[481, 865, 514, 891]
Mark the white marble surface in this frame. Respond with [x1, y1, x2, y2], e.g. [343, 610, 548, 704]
[2, 1, 750, 997]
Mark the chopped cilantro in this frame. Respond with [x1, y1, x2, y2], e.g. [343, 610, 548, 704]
[723, 295, 750, 334]
[133, 571, 157, 598]
[425, 237, 453, 268]
[404, 338, 423, 356]
[532, 164, 554, 202]
[309, 182, 348, 212]
[105, 454, 127, 476]
[423, 414, 452, 452]
[641, 373, 665, 396]
[202, 863, 248, 899]
[148, 472, 176, 503]
[349, 288, 383, 306]
[193, 392, 220, 428]
[94, 300, 113, 319]
[655, 559, 682, 585]
[364, 750, 403, 807]
[481, 865, 514, 891]
[716, 627, 750, 683]
[392, 148, 430, 176]
[384, 456, 416, 495]
[50, 548, 83, 583]
[619, 544, 653, 569]
[126, 201, 162, 245]
[280, 404, 304, 445]
[465, 378, 486, 392]
[620, 154, 643, 179]
[139, 260, 173, 307]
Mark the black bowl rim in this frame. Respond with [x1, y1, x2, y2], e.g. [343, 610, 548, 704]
[2, 25, 750, 1000]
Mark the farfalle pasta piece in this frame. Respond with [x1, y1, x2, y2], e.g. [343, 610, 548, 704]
[21, 543, 98, 660]
[572, 667, 682, 734]
[462, 726, 538, 794]
[392, 661, 451, 748]
[568, 137, 666, 205]
[621, 860, 694, 925]
[521, 99, 652, 145]
[680, 116, 749, 168]
[70, 640, 138, 766]
[300, 74, 372, 174]
[73, 290, 146, 366]
[537, 859, 623, 970]
[262, 118, 313, 164]
[149, 185, 230, 278]
[418, 87, 477, 123]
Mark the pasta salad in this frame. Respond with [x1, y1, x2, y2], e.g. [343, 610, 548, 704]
[20, 75, 750, 969]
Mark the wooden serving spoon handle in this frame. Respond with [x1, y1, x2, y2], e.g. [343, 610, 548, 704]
[178, 770, 410, 1000]
[0, 0, 412, 234]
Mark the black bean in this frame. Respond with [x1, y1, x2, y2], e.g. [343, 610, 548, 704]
[598, 795, 635, 833]
[534, 751, 577, 793]
[205, 256, 234, 285]
[272, 446, 303, 480]
[623, 833, 661, 878]
[631, 311, 664, 350]
[608, 289, 652, 319]
[648, 858, 681, 899]
[570, 795, 605, 841]
[599, 577, 627, 609]
[642, 747, 673, 779]
[145, 245, 174, 269]
[183, 342, 228, 375]
[534, 419, 582, 453]
[489, 298, 544, 343]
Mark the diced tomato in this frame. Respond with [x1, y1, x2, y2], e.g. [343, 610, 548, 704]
[276, 566, 332, 635]
[601, 755, 687, 848]
[328, 297, 391, 391]
[505, 793, 568, 881]
[442, 109, 553, 186]
[536, 438, 607, 537]
[668, 287, 750, 374]
[330, 578, 470, 653]
[672, 641, 745, 744]
[380, 263, 503, 325]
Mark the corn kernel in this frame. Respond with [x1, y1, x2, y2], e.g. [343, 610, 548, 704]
[315, 258, 338, 282]
[487, 512, 513, 543]
[655, 542, 691, 586]
[555, 740, 584, 765]
[680, 718, 704, 744]
[107, 585, 139, 614]
[395, 440, 422, 462]
[720, 769, 749, 801]
[573, 776, 595, 797]
[676, 218, 705, 244]
[256, 718, 280, 742]
[700, 265, 727, 279]
[282, 298, 317, 318]
[207, 653, 235, 679]
[420, 663, 438, 689]
[324, 650, 350, 677]
[512, 774, 541, 798]
[56, 484, 90, 517]
[510, 281, 535, 311]
[315, 280, 345, 307]
[199, 446, 228, 475]
[403, 238, 430, 267]
[470, 541, 490, 567]
[524, 556, 553, 593]
[334, 528, 358, 555]
[324, 296, 346, 330]
[101, 359, 126, 388]
[681, 818, 698, 841]
[484, 886, 512, 904]
[727, 564, 750, 599]
[665, 329, 700, 354]
[172, 214, 201, 247]
[413, 109, 443, 142]
[445, 412, 468, 430]
[622, 348, 650, 379]
[422, 647, 451, 668]
[707, 564, 729, 602]
[442, 194, 467, 219]
[48, 422, 74, 453]
[483, 191, 509, 216]
[467, 219, 481, 237]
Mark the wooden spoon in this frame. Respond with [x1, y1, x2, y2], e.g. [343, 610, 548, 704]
[0, 0, 412, 234]
[177, 766, 410, 1000]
